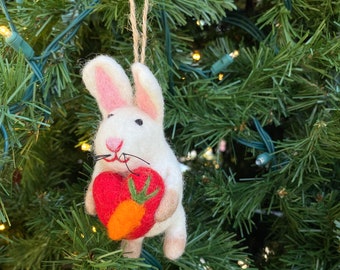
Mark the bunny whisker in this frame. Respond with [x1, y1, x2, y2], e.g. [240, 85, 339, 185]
[121, 152, 150, 165]
[93, 154, 111, 162]
[120, 152, 150, 175]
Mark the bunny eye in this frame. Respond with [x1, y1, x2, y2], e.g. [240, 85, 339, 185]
[135, 119, 143, 126]
[107, 113, 114, 118]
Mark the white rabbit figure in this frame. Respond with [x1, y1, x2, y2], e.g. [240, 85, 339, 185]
[82, 55, 187, 260]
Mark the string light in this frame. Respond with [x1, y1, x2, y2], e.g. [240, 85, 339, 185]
[256, 152, 272, 166]
[263, 246, 275, 262]
[81, 142, 91, 152]
[229, 50, 239, 58]
[0, 25, 35, 59]
[180, 49, 239, 78]
[196, 20, 207, 26]
[211, 50, 239, 75]
[199, 257, 212, 269]
[0, 25, 12, 38]
[192, 50, 201, 61]
[0, 223, 6, 231]
[237, 259, 249, 269]
[202, 147, 214, 161]
[277, 187, 288, 198]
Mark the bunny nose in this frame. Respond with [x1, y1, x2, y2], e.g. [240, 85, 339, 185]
[106, 138, 123, 152]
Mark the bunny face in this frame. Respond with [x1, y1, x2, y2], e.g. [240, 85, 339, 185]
[93, 106, 165, 173]
[82, 55, 166, 173]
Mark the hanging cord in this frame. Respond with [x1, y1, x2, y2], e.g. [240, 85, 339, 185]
[140, 0, 149, 64]
[129, 0, 149, 64]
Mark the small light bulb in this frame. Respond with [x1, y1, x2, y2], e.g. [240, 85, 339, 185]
[218, 73, 224, 81]
[203, 147, 214, 160]
[196, 20, 206, 26]
[277, 187, 288, 198]
[237, 260, 249, 269]
[81, 142, 91, 152]
[0, 224, 6, 231]
[0, 25, 12, 38]
[91, 226, 97, 233]
[229, 50, 239, 58]
[192, 50, 201, 61]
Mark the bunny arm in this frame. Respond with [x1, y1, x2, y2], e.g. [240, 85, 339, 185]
[155, 188, 179, 222]
[84, 162, 108, 215]
[84, 178, 97, 215]
[155, 164, 183, 222]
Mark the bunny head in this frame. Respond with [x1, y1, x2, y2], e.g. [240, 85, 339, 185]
[82, 55, 165, 173]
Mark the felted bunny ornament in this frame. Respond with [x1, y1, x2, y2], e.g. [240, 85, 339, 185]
[82, 55, 187, 260]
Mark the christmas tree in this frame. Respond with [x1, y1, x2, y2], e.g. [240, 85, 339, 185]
[0, 0, 339, 269]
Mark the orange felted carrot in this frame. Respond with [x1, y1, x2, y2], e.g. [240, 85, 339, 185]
[107, 199, 145, 240]
[106, 175, 160, 240]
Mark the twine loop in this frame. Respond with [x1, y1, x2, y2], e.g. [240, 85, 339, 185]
[129, 0, 149, 64]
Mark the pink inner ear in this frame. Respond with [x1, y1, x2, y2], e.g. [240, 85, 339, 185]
[135, 82, 158, 120]
[95, 67, 128, 113]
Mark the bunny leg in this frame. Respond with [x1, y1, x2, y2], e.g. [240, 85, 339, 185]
[163, 207, 187, 260]
[121, 237, 144, 258]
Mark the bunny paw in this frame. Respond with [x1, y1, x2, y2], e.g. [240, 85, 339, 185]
[155, 189, 179, 222]
[85, 192, 97, 216]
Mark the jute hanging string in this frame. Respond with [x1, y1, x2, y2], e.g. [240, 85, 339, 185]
[129, 0, 149, 64]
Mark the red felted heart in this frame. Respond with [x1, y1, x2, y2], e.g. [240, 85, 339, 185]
[93, 167, 164, 240]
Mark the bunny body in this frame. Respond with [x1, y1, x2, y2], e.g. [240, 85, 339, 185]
[82, 56, 186, 260]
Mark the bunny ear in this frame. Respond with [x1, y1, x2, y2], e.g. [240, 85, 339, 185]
[82, 55, 133, 117]
[131, 63, 164, 124]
